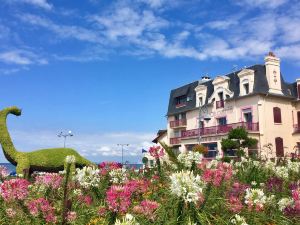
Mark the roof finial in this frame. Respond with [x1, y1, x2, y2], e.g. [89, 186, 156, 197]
[268, 51, 276, 57]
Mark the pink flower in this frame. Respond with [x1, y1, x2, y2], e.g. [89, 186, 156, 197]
[67, 211, 77, 222]
[133, 200, 159, 220]
[78, 195, 93, 206]
[0, 178, 30, 202]
[6, 208, 16, 218]
[35, 173, 63, 189]
[148, 146, 165, 159]
[98, 207, 107, 216]
[0, 166, 9, 180]
[201, 162, 233, 187]
[27, 198, 57, 223]
[227, 196, 243, 213]
[106, 185, 132, 213]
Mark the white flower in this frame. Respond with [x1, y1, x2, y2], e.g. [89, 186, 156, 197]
[287, 160, 300, 173]
[178, 152, 203, 169]
[278, 198, 293, 211]
[65, 155, 76, 164]
[73, 189, 82, 196]
[109, 168, 127, 184]
[251, 181, 257, 186]
[169, 170, 205, 203]
[244, 188, 267, 209]
[74, 166, 100, 188]
[230, 214, 248, 225]
[114, 214, 139, 225]
[275, 166, 289, 179]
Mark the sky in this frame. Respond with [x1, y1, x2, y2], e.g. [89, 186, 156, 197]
[0, 0, 300, 163]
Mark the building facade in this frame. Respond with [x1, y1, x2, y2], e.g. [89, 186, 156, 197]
[165, 52, 300, 159]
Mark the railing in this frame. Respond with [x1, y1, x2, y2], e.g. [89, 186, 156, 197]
[216, 100, 224, 109]
[170, 137, 181, 145]
[293, 124, 300, 133]
[176, 103, 186, 108]
[170, 119, 187, 128]
[181, 122, 259, 138]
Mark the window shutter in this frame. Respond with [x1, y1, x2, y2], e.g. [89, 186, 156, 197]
[275, 137, 284, 157]
[298, 84, 300, 99]
[273, 107, 282, 123]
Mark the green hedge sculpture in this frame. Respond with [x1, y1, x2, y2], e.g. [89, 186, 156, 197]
[0, 106, 93, 175]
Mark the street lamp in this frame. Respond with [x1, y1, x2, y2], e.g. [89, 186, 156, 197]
[57, 131, 73, 148]
[117, 144, 129, 165]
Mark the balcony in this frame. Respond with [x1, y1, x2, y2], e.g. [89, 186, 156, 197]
[170, 119, 187, 128]
[170, 137, 181, 145]
[175, 103, 186, 108]
[216, 100, 224, 109]
[181, 122, 259, 138]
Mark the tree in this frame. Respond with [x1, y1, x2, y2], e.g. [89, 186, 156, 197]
[221, 127, 258, 158]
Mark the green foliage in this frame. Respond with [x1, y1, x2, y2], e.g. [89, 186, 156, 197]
[228, 127, 248, 140]
[221, 138, 238, 151]
[142, 157, 148, 164]
[159, 141, 179, 165]
[0, 106, 93, 175]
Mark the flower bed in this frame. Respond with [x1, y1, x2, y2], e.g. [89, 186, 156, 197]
[1, 151, 300, 224]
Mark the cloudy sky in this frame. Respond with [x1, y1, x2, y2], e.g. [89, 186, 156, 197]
[0, 0, 300, 163]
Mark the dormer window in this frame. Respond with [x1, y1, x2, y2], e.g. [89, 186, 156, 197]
[175, 95, 186, 108]
[199, 97, 203, 107]
[238, 69, 254, 96]
[218, 92, 224, 100]
[244, 83, 250, 95]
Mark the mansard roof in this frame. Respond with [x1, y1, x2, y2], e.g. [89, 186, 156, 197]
[167, 64, 296, 116]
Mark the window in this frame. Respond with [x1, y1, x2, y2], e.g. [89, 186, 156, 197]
[273, 107, 282, 123]
[275, 137, 284, 157]
[243, 83, 249, 94]
[244, 112, 252, 123]
[175, 113, 186, 121]
[218, 92, 224, 100]
[218, 117, 227, 125]
[175, 95, 186, 107]
[199, 97, 203, 106]
[172, 147, 180, 156]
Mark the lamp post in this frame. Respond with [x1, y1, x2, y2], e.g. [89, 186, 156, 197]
[58, 131, 73, 148]
[198, 104, 211, 144]
[117, 144, 129, 165]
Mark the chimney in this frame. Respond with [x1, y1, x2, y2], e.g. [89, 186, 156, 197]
[264, 52, 283, 95]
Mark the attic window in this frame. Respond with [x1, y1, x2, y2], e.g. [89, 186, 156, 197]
[243, 83, 249, 94]
[175, 95, 187, 108]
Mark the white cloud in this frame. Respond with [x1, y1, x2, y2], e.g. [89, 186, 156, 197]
[13, 0, 53, 10]
[4, 130, 155, 163]
[91, 7, 169, 40]
[234, 0, 288, 9]
[18, 14, 102, 43]
[0, 50, 48, 65]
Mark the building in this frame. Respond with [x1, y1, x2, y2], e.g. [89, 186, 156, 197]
[165, 52, 300, 158]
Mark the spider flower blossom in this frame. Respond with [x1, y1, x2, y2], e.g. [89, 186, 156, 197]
[170, 170, 205, 203]
[65, 155, 76, 164]
[178, 151, 203, 169]
[106, 185, 132, 213]
[244, 188, 267, 211]
[74, 166, 100, 188]
[148, 146, 165, 159]
[133, 200, 159, 220]
[0, 178, 30, 202]
[202, 162, 233, 186]
[109, 168, 128, 184]
[114, 214, 139, 225]
[0, 166, 9, 180]
[230, 214, 248, 225]
[34, 173, 63, 189]
[27, 198, 57, 223]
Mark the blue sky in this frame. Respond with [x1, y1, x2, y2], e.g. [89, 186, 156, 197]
[0, 0, 300, 163]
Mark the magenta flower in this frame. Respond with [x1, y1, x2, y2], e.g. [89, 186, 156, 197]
[0, 178, 30, 202]
[0, 166, 9, 180]
[27, 198, 57, 223]
[35, 173, 63, 189]
[106, 185, 132, 213]
[133, 200, 159, 220]
[148, 146, 165, 159]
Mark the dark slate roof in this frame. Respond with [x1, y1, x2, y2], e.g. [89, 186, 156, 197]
[152, 129, 167, 143]
[167, 64, 297, 116]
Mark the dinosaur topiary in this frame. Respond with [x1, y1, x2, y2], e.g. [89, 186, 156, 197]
[0, 106, 93, 175]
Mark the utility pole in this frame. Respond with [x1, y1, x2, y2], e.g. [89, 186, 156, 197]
[57, 131, 73, 148]
[117, 144, 129, 165]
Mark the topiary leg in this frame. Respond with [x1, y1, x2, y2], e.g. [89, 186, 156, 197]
[16, 157, 30, 177]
